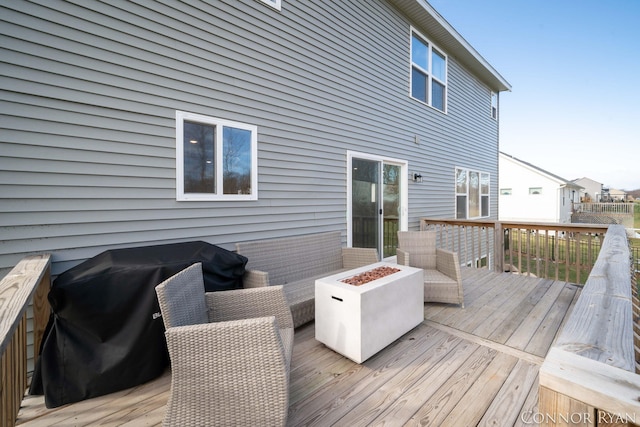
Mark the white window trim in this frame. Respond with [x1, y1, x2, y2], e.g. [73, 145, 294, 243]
[176, 111, 258, 201]
[455, 167, 490, 219]
[259, 0, 281, 10]
[410, 26, 448, 113]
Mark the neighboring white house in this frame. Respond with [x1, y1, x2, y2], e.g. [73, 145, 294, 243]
[499, 152, 582, 223]
[572, 177, 603, 202]
[604, 187, 629, 202]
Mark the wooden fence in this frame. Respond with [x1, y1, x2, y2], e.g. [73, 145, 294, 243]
[420, 218, 610, 284]
[538, 224, 640, 426]
[0, 255, 51, 427]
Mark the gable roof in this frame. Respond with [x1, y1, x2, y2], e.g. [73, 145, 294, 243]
[500, 152, 582, 189]
[389, 0, 511, 92]
[572, 177, 603, 186]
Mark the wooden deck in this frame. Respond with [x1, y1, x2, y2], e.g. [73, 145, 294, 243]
[16, 268, 580, 427]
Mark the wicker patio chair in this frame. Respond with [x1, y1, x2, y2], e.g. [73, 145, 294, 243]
[397, 231, 464, 308]
[155, 263, 294, 427]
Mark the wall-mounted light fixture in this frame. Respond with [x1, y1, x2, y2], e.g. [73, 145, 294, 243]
[413, 173, 423, 183]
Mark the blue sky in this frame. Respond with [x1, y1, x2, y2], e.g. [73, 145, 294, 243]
[428, 0, 640, 190]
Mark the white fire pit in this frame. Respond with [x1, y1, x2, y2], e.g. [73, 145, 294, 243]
[315, 262, 424, 363]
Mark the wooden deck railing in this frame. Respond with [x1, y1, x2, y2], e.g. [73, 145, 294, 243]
[538, 224, 640, 426]
[420, 218, 500, 270]
[420, 218, 610, 284]
[573, 202, 634, 215]
[0, 254, 51, 427]
[572, 202, 635, 228]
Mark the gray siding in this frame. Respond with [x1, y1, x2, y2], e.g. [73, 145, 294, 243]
[1, 0, 502, 276]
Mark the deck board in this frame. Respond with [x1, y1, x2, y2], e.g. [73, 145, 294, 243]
[523, 283, 580, 357]
[443, 351, 519, 427]
[401, 345, 498, 426]
[293, 328, 464, 426]
[513, 375, 541, 427]
[478, 359, 540, 426]
[503, 279, 570, 351]
[15, 268, 579, 427]
[485, 278, 554, 344]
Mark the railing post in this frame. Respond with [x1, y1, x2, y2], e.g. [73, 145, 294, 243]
[0, 254, 51, 427]
[494, 221, 503, 272]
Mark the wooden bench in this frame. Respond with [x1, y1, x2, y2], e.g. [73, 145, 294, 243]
[539, 224, 640, 425]
[235, 231, 378, 328]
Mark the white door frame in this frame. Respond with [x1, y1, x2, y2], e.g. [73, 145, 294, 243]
[346, 150, 409, 258]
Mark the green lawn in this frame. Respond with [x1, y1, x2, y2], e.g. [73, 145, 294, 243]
[504, 231, 603, 285]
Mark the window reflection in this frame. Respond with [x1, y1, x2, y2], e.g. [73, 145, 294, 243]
[456, 168, 467, 193]
[411, 68, 428, 103]
[223, 127, 252, 195]
[184, 121, 215, 194]
[411, 35, 428, 69]
[432, 81, 445, 111]
[432, 49, 446, 81]
[469, 171, 480, 218]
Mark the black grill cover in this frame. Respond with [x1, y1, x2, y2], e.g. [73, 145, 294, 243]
[30, 241, 247, 408]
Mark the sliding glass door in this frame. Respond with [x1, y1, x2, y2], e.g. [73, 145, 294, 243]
[348, 152, 407, 259]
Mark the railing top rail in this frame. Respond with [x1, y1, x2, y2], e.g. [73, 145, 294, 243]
[420, 218, 610, 234]
[552, 224, 633, 368]
[499, 221, 610, 234]
[420, 218, 497, 228]
[0, 254, 51, 356]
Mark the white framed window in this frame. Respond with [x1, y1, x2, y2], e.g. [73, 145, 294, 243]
[491, 92, 498, 120]
[500, 188, 512, 196]
[410, 27, 447, 112]
[456, 168, 490, 219]
[258, 0, 281, 10]
[529, 187, 542, 195]
[176, 111, 258, 201]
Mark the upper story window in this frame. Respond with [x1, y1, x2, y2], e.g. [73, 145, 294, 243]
[491, 92, 498, 120]
[500, 188, 512, 196]
[259, 0, 281, 10]
[456, 168, 490, 219]
[410, 28, 447, 112]
[176, 111, 258, 201]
